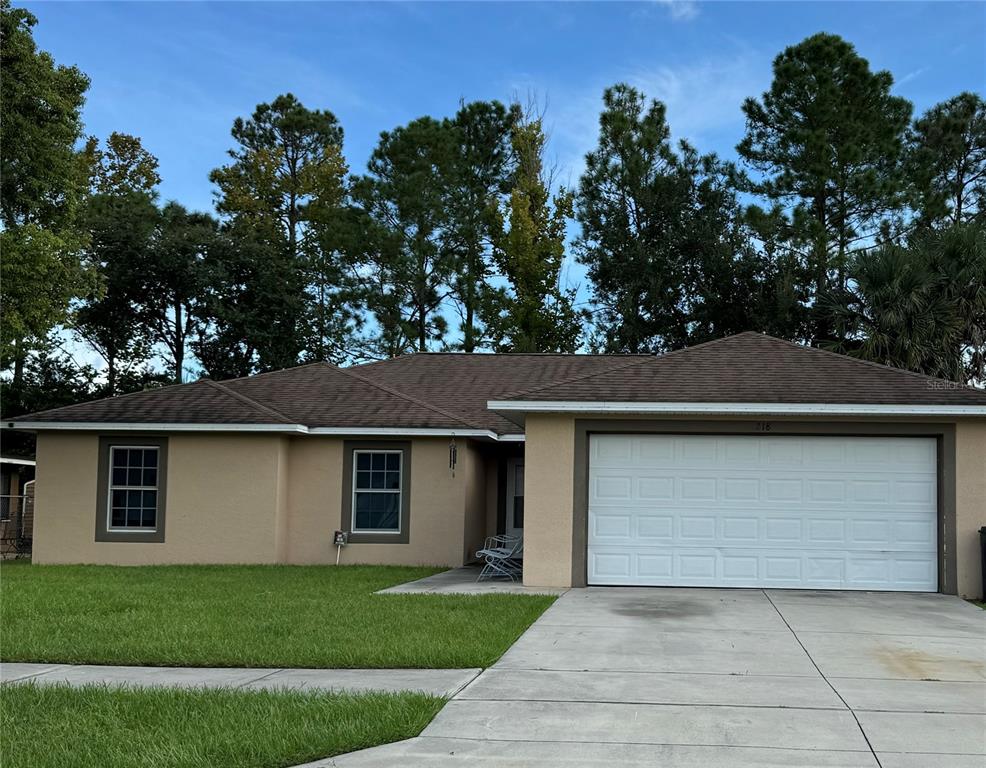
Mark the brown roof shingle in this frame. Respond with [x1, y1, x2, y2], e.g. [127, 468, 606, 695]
[501, 333, 986, 406]
[11, 334, 986, 432]
[14, 379, 298, 425]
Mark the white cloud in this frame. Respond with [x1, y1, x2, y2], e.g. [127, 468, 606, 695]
[653, 0, 701, 22]
[898, 66, 929, 85]
[532, 47, 769, 190]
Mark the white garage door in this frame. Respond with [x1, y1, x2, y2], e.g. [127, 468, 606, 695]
[588, 434, 938, 591]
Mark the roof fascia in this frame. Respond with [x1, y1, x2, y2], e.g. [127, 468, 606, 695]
[5, 421, 527, 441]
[486, 401, 986, 417]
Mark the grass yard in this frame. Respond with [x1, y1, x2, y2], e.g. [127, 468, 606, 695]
[0, 562, 555, 668]
[0, 682, 444, 768]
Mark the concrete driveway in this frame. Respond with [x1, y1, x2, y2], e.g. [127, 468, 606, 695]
[323, 588, 986, 767]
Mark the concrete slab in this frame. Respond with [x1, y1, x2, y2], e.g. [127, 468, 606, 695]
[0, 663, 479, 697]
[424, 699, 871, 752]
[796, 631, 986, 681]
[496, 625, 819, 676]
[377, 566, 566, 596]
[314, 737, 879, 767]
[10, 664, 279, 689]
[876, 753, 986, 768]
[831, 677, 986, 714]
[242, 668, 480, 697]
[459, 668, 844, 709]
[855, 710, 986, 755]
[537, 590, 789, 631]
[0, 662, 71, 683]
[774, 599, 986, 638]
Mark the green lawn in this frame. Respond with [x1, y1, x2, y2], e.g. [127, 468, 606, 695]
[1, 682, 443, 768]
[0, 562, 555, 668]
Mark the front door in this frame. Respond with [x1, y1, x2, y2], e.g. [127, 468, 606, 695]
[506, 458, 524, 538]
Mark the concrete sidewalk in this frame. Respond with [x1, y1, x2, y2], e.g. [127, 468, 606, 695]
[377, 565, 567, 595]
[0, 662, 480, 698]
[316, 588, 986, 768]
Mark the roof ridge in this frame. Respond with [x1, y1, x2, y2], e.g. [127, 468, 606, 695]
[500, 356, 654, 399]
[329, 363, 487, 431]
[500, 333, 749, 400]
[218, 361, 328, 385]
[761, 333, 986, 394]
[203, 379, 297, 424]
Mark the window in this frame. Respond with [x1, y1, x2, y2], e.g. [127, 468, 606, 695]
[352, 451, 402, 533]
[96, 436, 167, 543]
[108, 446, 160, 530]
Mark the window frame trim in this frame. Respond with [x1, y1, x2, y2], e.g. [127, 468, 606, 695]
[341, 440, 411, 545]
[350, 449, 403, 535]
[95, 435, 168, 543]
[106, 444, 161, 533]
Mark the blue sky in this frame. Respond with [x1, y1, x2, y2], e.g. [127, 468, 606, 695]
[27, 1, 985, 215]
[22, 1, 986, 365]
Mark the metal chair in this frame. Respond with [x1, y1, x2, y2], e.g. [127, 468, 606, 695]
[476, 533, 523, 581]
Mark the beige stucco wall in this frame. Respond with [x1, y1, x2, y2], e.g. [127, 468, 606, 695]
[33, 432, 287, 565]
[32, 433, 491, 568]
[522, 414, 576, 587]
[955, 419, 986, 599]
[285, 436, 479, 567]
[460, 443, 489, 565]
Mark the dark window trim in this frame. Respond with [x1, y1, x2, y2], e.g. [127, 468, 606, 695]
[341, 440, 411, 544]
[96, 435, 168, 543]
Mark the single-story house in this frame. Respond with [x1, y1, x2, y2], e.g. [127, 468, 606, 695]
[7, 332, 986, 598]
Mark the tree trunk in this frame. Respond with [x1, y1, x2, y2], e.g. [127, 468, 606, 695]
[107, 355, 116, 398]
[174, 301, 184, 384]
[11, 339, 24, 390]
[464, 260, 476, 353]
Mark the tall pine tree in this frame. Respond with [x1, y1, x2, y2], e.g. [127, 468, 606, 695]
[737, 33, 912, 343]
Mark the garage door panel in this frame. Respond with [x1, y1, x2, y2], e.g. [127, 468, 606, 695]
[589, 546, 939, 589]
[588, 435, 938, 591]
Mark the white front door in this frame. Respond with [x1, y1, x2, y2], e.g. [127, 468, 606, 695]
[587, 434, 938, 591]
[506, 458, 524, 538]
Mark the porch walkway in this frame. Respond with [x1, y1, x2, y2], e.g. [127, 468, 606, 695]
[376, 565, 567, 596]
[0, 662, 479, 698]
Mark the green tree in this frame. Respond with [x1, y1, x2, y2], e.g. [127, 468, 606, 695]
[353, 117, 457, 355]
[0, 336, 97, 419]
[73, 191, 159, 395]
[192, 225, 304, 379]
[84, 131, 162, 196]
[576, 84, 792, 352]
[0, 0, 94, 383]
[72, 133, 161, 396]
[209, 93, 351, 368]
[826, 224, 986, 383]
[145, 203, 217, 383]
[737, 33, 912, 343]
[444, 100, 519, 352]
[907, 92, 986, 229]
[486, 116, 582, 353]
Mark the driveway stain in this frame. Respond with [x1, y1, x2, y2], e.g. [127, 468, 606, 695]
[608, 600, 713, 619]
[873, 647, 986, 680]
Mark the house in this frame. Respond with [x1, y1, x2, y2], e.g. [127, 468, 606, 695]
[7, 333, 986, 598]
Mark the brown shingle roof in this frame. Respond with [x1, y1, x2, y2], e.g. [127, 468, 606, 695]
[11, 334, 986, 432]
[500, 332, 986, 406]
[221, 362, 480, 429]
[350, 353, 644, 433]
[13, 379, 298, 425]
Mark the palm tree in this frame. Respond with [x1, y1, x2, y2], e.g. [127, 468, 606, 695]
[823, 224, 985, 384]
